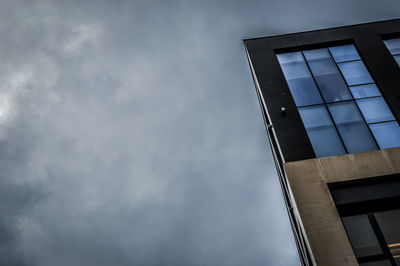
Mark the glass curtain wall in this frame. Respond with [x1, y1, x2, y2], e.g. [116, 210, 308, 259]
[277, 44, 400, 158]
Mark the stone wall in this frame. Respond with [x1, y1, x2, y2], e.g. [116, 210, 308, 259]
[283, 147, 400, 266]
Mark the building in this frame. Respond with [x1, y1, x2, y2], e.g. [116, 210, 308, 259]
[244, 19, 400, 266]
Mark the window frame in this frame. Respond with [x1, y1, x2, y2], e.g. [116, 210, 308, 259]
[329, 174, 400, 265]
[276, 43, 400, 157]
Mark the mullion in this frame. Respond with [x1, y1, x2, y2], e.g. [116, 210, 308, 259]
[297, 97, 364, 108]
[331, 46, 381, 150]
[353, 95, 382, 101]
[348, 82, 375, 88]
[334, 58, 362, 64]
[368, 213, 397, 266]
[297, 103, 325, 109]
[300, 50, 349, 154]
[368, 119, 398, 126]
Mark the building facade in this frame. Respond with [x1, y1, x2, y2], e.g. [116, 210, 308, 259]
[244, 19, 400, 266]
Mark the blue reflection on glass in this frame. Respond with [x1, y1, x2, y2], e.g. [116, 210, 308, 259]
[329, 45, 361, 63]
[276, 52, 323, 107]
[349, 84, 381, 99]
[338, 61, 374, 86]
[298, 105, 346, 157]
[370, 122, 400, 149]
[383, 38, 400, 55]
[303, 48, 352, 102]
[394, 55, 400, 67]
[356, 97, 395, 123]
[328, 102, 377, 153]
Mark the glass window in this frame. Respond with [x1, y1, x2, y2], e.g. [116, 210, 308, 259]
[276, 43, 399, 157]
[276, 52, 323, 107]
[384, 38, 400, 67]
[338, 61, 374, 86]
[375, 210, 400, 265]
[383, 38, 400, 55]
[333, 179, 400, 265]
[350, 84, 381, 99]
[328, 102, 377, 153]
[370, 121, 400, 150]
[356, 97, 395, 124]
[329, 44, 361, 62]
[395, 55, 400, 67]
[342, 215, 382, 257]
[298, 105, 346, 157]
[303, 48, 352, 102]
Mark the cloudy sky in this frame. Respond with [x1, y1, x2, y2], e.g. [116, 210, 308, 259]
[0, 0, 399, 265]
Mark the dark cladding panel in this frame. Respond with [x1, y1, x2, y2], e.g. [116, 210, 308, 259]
[245, 40, 316, 162]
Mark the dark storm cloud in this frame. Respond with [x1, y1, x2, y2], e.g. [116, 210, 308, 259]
[0, 0, 399, 265]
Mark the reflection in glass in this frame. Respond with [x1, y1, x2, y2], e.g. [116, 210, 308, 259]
[383, 38, 400, 55]
[338, 61, 374, 86]
[276, 52, 323, 107]
[395, 55, 400, 67]
[342, 215, 382, 257]
[277, 44, 398, 158]
[370, 122, 400, 149]
[328, 102, 377, 153]
[303, 48, 352, 102]
[350, 84, 381, 99]
[329, 44, 361, 62]
[298, 105, 346, 157]
[356, 97, 395, 124]
[375, 210, 400, 265]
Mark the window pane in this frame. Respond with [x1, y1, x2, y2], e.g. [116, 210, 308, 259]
[356, 97, 395, 123]
[298, 105, 346, 157]
[342, 215, 382, 257]
[276, 52, 323, 106]
[375, 210, 400, 265]
[338, 61, 374, 86]
[303, 48, 352, 102]
[395, 55, 400, 67]
[370, 122, 400, 149]
[350, 84, 381, 99]
[329, 44, 361, 62]
[328, 102, 377, 153]
[383, 38, 400, 55]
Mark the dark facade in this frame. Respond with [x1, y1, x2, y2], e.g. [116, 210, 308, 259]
[244, 19, 400, 266]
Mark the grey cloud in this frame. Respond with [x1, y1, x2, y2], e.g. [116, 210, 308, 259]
[0, 0, 399, 265]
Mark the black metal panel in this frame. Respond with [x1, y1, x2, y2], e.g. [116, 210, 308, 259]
[244, 40, 316, 162]
[244, 19, 400, 162]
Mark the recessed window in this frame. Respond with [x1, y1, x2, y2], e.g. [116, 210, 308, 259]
[384, 38, 400, 67]
[276, 44, 400, 157]
[342, 212, 400, 265]
[330, 176, 400, 265]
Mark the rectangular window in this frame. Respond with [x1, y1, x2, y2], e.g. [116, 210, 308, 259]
[330, 176, 400, 265]
[342, 212, 400, 265]
[276, 44, 400, 157]
[384, 38, 400, 67]
[298, 105, 346, 157]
